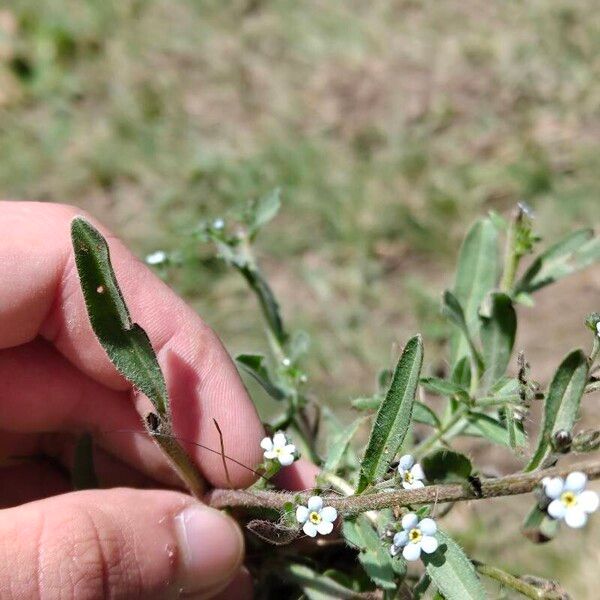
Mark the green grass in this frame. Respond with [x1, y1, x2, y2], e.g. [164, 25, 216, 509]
[1, 0, 600, 593]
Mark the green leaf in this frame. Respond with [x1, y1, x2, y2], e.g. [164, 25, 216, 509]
[422, 449, 472, 483]
[343, 516, 399, 590]
[450, 218, 500, 367]
[413, 401, 441, 428]
[236, 353, 287, 401]
[480, 293, 517, 390]
[451, 357, 472, 389]
[413, 573, 432, 600]
[324, 418, 364, 473]
[526, 349, 588, 471]
[515, 229, 600, 295]
[351, 394, 383, 411]
[423, 531, 486, 600]
[72, 433, 99, 491]
[420, 377, 470, 402]
[248, 188, 281, 238]
[357, 335, 424, 492]
[522, 505, 559, 544]
[71, 217, 169, 415]
[464, 412, 526, 449]
[284, 563, 358, 599]
[443, 291, 484, 375]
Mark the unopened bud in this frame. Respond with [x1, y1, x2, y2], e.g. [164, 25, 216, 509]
[572, 429, 600, 453]
[551, 430, 572, 454]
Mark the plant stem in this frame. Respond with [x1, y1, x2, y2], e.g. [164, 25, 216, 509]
[412, 407, 468, 458]
[206, 458, 600, 514]
[474, 562, 563, 599]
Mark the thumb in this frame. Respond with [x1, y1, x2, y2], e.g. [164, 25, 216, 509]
[0, 488, 245, 599]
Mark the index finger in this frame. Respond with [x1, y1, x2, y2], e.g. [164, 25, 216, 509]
[0, 201, 264, 487]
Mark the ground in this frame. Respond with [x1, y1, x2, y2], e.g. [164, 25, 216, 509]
[1, 1, 599, 596]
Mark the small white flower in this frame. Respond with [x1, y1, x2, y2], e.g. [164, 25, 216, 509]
[260, 431, 296, 466]
[296, 496, 338, 537]
[542, 472, 599, 528]
[281, 357, 291, 367]
[212, 218, 225, 230]
[390, 513, 438, 561]
[145, 250, 167, 266]
[397, 455, 425, 490]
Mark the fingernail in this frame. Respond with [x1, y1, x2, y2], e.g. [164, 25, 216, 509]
[174, 504, 244, 593]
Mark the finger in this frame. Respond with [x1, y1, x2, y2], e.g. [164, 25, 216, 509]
[0, 488, 244, 599]
[0, 339, 181, 486]
[0, 462, 70, 508]
[275, 459, 320, 491]
[209, 566, 254, 600]
[0, 201, 264, 486]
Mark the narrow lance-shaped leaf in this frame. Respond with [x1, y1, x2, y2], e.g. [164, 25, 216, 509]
[423, 531, 486, 600]
[443, 291, 484, 377]
[450, 218, 500, 366]
[324, 417, 364, 473]
[357, 335, 423, 492]
[515, 229, 600, 295]
[284, 563, 358, 600]
[71, 217, 169, 415]
[343, 516, 398, 590]
[463, 412, 526, 449]
[352, 396, 440, 428]
[526, 349, 588, 471]
[236, 353, 287, 401]
[480, 292, 517, 390]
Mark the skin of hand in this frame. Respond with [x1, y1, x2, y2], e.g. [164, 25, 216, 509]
[0, 201, 318, 599]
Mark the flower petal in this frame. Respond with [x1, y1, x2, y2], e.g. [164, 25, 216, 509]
[283, 444, 296, 455]
[296, 506, 309, 523]
[303, 521, 318, 537]
[419, 518, 437, 536]
[260, 437, 273, 451]
[564, 471, 587, 493]
[578, 490, 599, 514]
[420, 535, 439, 554]
[410, 464, 425, 481]
[401, 512, 419, 531]
[320, 506, 338, 523]
[543, 477, 564, 499]
[547, 499, 567, 520]
[410, 480, 425, 489]
[317, 521, 334, 535]
[307, 496, 323, 512]
[565, 507, 587, 529]
[401, 481, 411, 490]
[393, 531, 408, 547]
[399, 454, 415, 470]
[264, 450, 277, 460]
[402, 542, 422, 562]
[273, 432, 287, 448]
[278, 453, 295, 466]
[390, 544, 400, 557]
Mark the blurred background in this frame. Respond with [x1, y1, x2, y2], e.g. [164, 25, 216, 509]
[1, 1, 599, 596]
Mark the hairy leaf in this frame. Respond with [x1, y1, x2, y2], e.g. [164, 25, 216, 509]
[420, 377, 470, 402]
[343, 516, 398, 590]
[515, 229, 600, 295]
[236, 353, 287, 401]
[464, 412, 526, 449]
[423, 531, 486, 600]
[284, 564, 358, 599]
[324, 418, 364, 473]
[357, 335, 424, 492]
[480, 292, 517, 390]
[71, 217, 169, 415]
[522, 505, 559, 544]
[450, 218, 500, 366]
[526, 349, 588, 471]
[248, 188, 281, 238]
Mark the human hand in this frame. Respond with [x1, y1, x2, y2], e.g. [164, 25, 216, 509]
[0, 201, 269, 599]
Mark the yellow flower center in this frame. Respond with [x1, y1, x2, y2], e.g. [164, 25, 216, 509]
[561, 491, 577, 507]
[309, 511, 322, 524]
[403, 472, 413, 483]
[409, 528, 422, 543]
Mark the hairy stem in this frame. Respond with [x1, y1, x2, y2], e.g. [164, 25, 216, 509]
[474, 562, 564, 600]
[206, 459, 600, 514]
